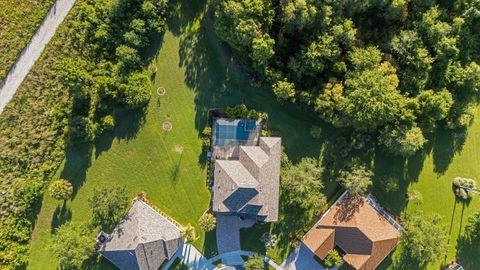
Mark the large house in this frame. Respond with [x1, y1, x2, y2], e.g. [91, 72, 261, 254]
[211, 118, 281, 222]
[303, 192, 402, 270]
[98, 199, 183, 270]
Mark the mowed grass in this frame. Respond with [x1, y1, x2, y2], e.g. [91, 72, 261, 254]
[376, 109, 480, 269]
[27, 0, 335, 269]
[0, 0, 54, 79]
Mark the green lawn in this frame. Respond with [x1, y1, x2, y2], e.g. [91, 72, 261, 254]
[27, 0, 336, 269]
[0, 0, 54, 80]
[374, 109, 480, 269]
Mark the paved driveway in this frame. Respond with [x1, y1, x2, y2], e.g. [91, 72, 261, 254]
[281, 244, 331, 270]
[216, 215, 255, 254]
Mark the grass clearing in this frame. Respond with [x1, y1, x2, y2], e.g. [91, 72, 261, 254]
[27, 0, 336, 269]
[0, 0, 54, 80]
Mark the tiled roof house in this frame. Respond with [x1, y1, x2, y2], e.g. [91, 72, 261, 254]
[303, 192, 401, 270]
[98, 199, 182, 270]
[212, 136, 281, 222]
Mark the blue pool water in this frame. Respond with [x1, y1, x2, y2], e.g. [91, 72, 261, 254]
[214, 119, 258, 147]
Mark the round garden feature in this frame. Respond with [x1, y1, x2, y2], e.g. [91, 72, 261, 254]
[157, 87, 166, 96]
[162, 121, 172, 131]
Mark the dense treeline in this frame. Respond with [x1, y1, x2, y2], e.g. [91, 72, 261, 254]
[0, 0, 167, 268]
[214, 0, 480, 156]
[0, 0, 54, 80]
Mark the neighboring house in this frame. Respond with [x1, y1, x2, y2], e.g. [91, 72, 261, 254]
[98, 199, 183, 270]
[303, 192, 402, 270]
[211, 118, 281, 222]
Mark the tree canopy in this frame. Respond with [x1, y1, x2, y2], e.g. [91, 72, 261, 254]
[214, 0, 480, 157]
[88, 186, 128, 230]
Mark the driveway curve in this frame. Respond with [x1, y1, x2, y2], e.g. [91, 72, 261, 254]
[0, 0, 76, 113]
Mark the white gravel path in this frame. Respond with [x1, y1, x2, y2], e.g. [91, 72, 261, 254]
[0, 0, 76, 113]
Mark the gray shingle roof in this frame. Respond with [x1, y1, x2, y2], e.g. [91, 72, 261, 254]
[99, 199, 182, 270]
[213, 137, 281, 222]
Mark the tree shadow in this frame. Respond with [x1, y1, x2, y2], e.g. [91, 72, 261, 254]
[456, 233, 480, 269]
[60, 143, 93, 199]
[50, 201, 72, 233]
[170, 151, 183, 183]
[431, 128, 467, 174]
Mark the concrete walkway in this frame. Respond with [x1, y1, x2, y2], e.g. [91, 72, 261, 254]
[209, 250, 282, 270]
[0, 0, 76, 113]
[281, 244, 331, 270]
[180, 242, 215, 270]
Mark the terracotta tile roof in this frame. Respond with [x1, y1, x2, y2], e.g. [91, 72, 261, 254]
[302, 193, 401, 270]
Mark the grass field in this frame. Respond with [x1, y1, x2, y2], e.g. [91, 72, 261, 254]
[27, 1, 337, 269]
[0, 0, 54, 80]
[376, 109, 480, 269]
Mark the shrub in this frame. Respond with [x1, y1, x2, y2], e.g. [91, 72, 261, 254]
[198, 213, 216, 232]
[243, 256, 264, 270]
[101, 115, 115, 131]
[202, 126, 212, 137]
[324, 249, 342, 268]
[453, 177, 477, 200]
[181, 224, 197, 242]
[407, 190, 423, 204]
[379, 124, 426, 157]
[310, 125, 322, 139]
[48, 179, 73, 201]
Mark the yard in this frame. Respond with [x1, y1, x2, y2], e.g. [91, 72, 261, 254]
[26, 1, 480, 269]
[27, 1, 336, 269]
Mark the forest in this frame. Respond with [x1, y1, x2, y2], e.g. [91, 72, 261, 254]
[215, 0, 480, 157]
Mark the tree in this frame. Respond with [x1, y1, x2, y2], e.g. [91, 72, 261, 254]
[51, 222, 96, 269]
[348, 46, 382, 71]
[391, 30, 433, 93]
[119, 71, 152, 108]
[378, 124, 426, 157]
[464, 210, 480, 242]
[68, 116, 96, 143]
[344, 61, 405, 131]
[88, 186, 128, 229]
[452, 177, 477, 200]
[116, 45, 141, 71]
[280, 0, 318, 31]
[48, 179, 73, 201]
[281, 158, 326, 219]
[417, 89, 453, 130]
[314, 82, 346, 127]
[243, 256, 264, 270]
[181, 224, 197, 242]
[251, 34, 275, 67]
[395, 213, 448, 269]
[338, 165, 373, 196]
[324, 249, 342, 268]
[272, 80, 296, 101]
[198, 213, 216, 232]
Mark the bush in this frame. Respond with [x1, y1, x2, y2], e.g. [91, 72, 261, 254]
[181, 224, 197, 242]
[243, 256, 264, 270]
[324, 249, 342, 268]
[453, 177, 477, 200]
[100, 115, 115, 131]
[379, 124, 426, 157]
[198, 213, 216, 232]
[48, 179, 73, 201]
[272, 79, 295, 101]
[310, 125, 322, 139]
[225, 104, 261, 119]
